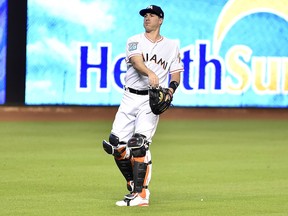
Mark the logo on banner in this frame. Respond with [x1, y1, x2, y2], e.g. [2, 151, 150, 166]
[77, 0, 288, 96]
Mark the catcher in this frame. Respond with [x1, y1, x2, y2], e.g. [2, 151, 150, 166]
[102, 5, 183, 206]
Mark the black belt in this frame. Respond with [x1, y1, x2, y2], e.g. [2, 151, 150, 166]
[125, 87, 148, 95]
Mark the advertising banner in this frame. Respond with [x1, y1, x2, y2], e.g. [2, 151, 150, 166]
[26, 0, 288, 107]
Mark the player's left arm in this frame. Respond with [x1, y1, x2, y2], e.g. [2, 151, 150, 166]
[168, 72, 181, 94]
[168, 44, 183, 94]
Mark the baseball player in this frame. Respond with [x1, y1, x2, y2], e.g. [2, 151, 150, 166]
[102, 5, 184, 206]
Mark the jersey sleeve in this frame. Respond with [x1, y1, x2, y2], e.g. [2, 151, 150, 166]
[126, 35, 142, 62]
[169, 42, 184, 74]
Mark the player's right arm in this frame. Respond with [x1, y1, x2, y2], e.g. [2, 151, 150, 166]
[130, 55, 159, 87]
[126, 35, 159, 87]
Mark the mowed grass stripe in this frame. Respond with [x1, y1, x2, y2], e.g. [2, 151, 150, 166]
[0, 120, 287, 216]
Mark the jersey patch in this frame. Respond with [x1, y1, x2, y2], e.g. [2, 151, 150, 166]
[128, 42, 138, 51]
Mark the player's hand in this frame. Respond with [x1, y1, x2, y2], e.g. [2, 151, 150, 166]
[148, 72, 159, 88]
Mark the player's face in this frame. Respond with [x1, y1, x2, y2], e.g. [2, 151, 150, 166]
[143, 13, 162, 32]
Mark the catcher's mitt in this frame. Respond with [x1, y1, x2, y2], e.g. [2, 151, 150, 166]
[149, 86, 173, 115]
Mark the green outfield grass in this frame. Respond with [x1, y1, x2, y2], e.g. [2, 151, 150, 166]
[1, 119, 288, 216]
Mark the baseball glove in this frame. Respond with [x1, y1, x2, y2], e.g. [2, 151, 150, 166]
[149, 86, 173, 115]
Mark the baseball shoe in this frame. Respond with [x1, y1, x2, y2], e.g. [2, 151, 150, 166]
[116, 190, 150, 207]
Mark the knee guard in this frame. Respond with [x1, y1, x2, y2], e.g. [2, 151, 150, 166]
[102, 134, 130, 159]
[102, 133, 118, 155]
[127, 133, 148, 157]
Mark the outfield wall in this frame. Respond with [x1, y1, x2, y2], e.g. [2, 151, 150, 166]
[24, 0, 288, 107]
[4, 0, 288, 108]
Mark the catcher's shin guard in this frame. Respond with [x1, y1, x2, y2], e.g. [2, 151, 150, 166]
[132, 160, 148, 193]
[103, 134, 133, 190]
[114, 158, 133, 189]
[127, 134, 152, 196]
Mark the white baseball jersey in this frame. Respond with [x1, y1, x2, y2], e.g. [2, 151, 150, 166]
[111, 33, 183, 143]
[125, 33, 183, 90]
